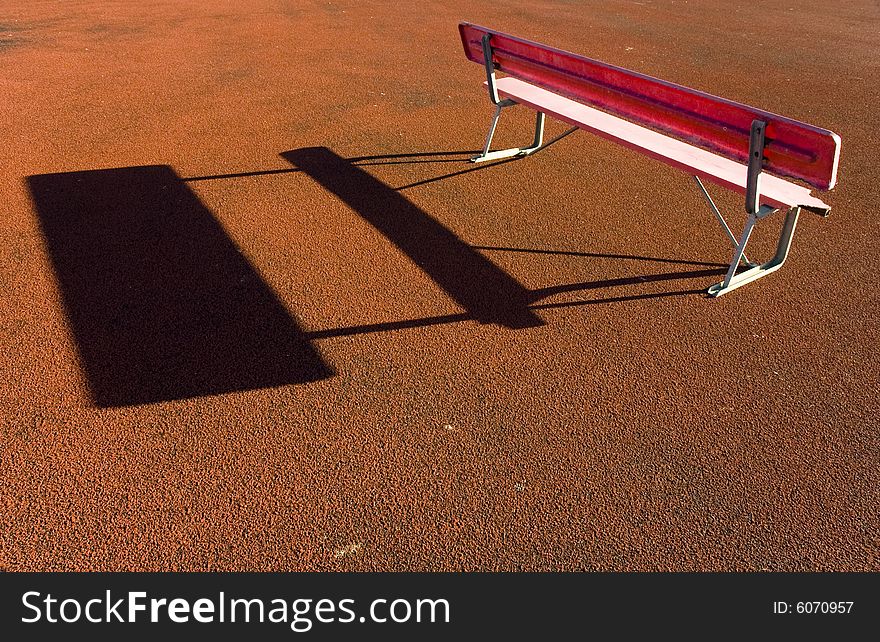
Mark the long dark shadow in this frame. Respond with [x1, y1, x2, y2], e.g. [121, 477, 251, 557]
[303, 267, 716, 340]
[394, 157, 520, 191]
[179, 152, 479, 184]
[354, 158, 469, 167]
[532, 288, 704, 309]
[282, 147, 544, 329]
[180, 133, 571, 188]
[531, 267, 727, 300]
[28, 165, 333, 408]
[473, 246, 726, 268]
[179, 150, 504, 187]
[183, 167, 301, 182]
[306, 312, 473, 341]
[388, 127, 574, 191]
[345, 151, 480, 162]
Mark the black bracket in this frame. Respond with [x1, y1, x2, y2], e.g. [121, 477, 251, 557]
[745, 119, 767, 215]
[481, 33, 501, 105]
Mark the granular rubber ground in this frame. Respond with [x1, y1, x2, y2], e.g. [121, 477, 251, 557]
[1, 0, 877, 571]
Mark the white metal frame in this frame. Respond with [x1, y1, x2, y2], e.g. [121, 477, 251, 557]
[707, 203, 800, 297]
[470, 39, 801, 297]
[471, 101, 547, 163]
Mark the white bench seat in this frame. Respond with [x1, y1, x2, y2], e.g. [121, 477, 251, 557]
[492, 76, 830, 214]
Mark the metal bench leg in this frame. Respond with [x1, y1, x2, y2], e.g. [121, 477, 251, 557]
[471, 105, 546, 163]
[707, 206, 800, 297]
[693, 176, 756, 267]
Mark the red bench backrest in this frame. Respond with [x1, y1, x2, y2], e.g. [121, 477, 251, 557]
[460, 23, 840, 190]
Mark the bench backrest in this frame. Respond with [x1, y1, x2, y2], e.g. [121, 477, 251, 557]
[459, 23, 840, 190]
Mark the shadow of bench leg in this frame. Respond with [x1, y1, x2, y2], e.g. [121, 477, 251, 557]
[708, 206, 800, 297]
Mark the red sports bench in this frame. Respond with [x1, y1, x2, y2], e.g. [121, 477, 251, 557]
[459, 23, 841, 296]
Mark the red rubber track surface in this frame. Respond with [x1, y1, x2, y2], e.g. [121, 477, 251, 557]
[1, 0, 877, 571]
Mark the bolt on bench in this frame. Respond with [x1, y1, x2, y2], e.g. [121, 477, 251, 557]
[459, 23, 841, 296]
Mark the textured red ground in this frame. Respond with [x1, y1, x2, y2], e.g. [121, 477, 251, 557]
[1, 0, 877, 571]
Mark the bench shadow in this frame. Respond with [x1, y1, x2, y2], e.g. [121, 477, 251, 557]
[281, 147, 724, 331]
[282, 147, 545, 329]
[27, 165, 333, 408]
[29, 151, 726, 407]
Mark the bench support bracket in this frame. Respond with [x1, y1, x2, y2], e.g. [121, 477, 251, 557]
[471, 102, 546, 163]
[745, 120, 767, 216]
[708, 206, 800, 297]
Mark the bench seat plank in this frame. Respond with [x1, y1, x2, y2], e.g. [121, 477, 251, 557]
[493, 76, 830, 213]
